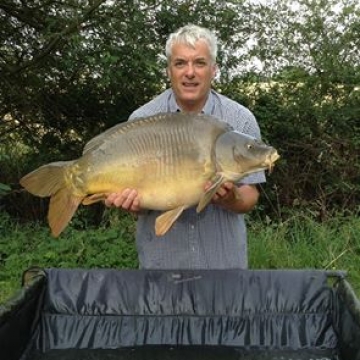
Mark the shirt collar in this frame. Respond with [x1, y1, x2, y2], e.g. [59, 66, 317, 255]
[167, 89, 215, 115]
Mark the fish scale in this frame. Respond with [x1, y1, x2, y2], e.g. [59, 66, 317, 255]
[160, 126, 188, 179]
[129, 124, 197, 180]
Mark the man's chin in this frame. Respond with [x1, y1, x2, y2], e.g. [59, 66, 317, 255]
[179, 92, 200, 102]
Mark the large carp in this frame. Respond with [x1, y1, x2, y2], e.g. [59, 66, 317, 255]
[20, 112, 280, 237]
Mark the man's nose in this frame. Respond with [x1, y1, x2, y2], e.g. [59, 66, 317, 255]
[185, 63, 195, 77]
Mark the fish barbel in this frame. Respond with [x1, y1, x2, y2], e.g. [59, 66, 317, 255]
[20, 112, 280, 237]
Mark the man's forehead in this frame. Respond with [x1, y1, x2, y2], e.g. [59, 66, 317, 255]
[171, 40, 211, 58]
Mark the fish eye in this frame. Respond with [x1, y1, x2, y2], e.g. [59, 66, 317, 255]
[247, 143, 253, 150]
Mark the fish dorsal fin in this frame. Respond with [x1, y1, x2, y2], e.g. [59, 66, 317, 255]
[155, 206, 185, 236]
[83, 122, 128, 154]
[82, 112, 232, 154]
[82, 114, 174, 154]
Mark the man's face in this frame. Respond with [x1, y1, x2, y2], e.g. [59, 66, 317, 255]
[167, 40, 217, 112]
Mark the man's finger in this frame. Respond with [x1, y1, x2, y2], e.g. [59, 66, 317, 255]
[119, 189, 138, 210]
[104, 193, 118, 207]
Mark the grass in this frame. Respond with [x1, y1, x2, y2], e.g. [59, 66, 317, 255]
[1, 210, 360, 303]
[248, 213, 360, 293]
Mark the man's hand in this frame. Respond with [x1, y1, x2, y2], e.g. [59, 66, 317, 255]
[104, 189, 141, 213]
[205, 181, 260, 214]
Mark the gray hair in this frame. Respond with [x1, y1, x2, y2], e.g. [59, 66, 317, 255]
[165, 24, 218, 64]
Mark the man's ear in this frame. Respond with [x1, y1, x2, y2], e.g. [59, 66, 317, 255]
[212, 63, 218, 79]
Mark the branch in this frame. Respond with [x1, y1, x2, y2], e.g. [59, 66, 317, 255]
[4, 0, 107, 76]
[0, 0, 47, 31]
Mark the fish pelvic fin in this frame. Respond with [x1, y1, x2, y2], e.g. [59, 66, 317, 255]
[49, 188, 83, 237]
[155, 206, 185, 236]
[19, 161, 75, 197]
[82, 193, 107, 205]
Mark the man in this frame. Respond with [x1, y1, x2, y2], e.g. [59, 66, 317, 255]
[105, 24, 265, 269]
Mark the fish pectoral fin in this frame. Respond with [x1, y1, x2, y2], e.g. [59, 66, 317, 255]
[232, 186, 241, 200]
[82, 193, 107, 205]
[155, 206, 185, 236]
[196, 174, 225, 213]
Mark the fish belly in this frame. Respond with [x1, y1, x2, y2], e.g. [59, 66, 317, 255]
[139, 175, 207, 210]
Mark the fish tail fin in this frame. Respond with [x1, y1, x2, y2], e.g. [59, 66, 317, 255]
[49, 188, 83, 237]
[20, 160, 84, 237]
[19, 161, 74, 197]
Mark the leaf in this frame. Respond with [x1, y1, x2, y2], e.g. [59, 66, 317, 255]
[0, 183, 11, 196]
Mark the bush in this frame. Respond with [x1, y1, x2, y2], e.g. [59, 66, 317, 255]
[220, 78, 360, 221]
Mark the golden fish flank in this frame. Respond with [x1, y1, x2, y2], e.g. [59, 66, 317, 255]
[19, 112, 280, 237]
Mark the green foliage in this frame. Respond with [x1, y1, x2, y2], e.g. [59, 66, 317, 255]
[0, 211, 138, 302]
[0, 0, 246, 161]
[0, 1, 359, 280]
[219, 73, 360, 219]
[0, 183, 11, 195]
[248, 213, 360, 294]
[1, 211, 360, 303]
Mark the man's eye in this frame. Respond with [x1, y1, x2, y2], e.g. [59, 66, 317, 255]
[195, 61, 207, 67]
[174, 61, 185, 67]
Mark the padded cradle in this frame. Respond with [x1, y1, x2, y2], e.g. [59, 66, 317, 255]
[1, 268, 360, 359]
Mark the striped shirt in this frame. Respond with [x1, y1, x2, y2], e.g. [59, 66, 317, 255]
[128, 88, 265, 269]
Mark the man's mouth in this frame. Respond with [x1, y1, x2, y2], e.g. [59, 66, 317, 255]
[182, 82, 199, 88]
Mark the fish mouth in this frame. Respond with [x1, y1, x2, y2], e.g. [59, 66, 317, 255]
[264, 151, 280, 173]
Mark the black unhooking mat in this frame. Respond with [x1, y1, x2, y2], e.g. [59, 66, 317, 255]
[1, 268, 360, 360]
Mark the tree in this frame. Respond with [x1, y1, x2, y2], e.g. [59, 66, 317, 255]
[0, 0, 359, 220]
[0, 0, 248, 161]
[221, 0, 360, 218]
